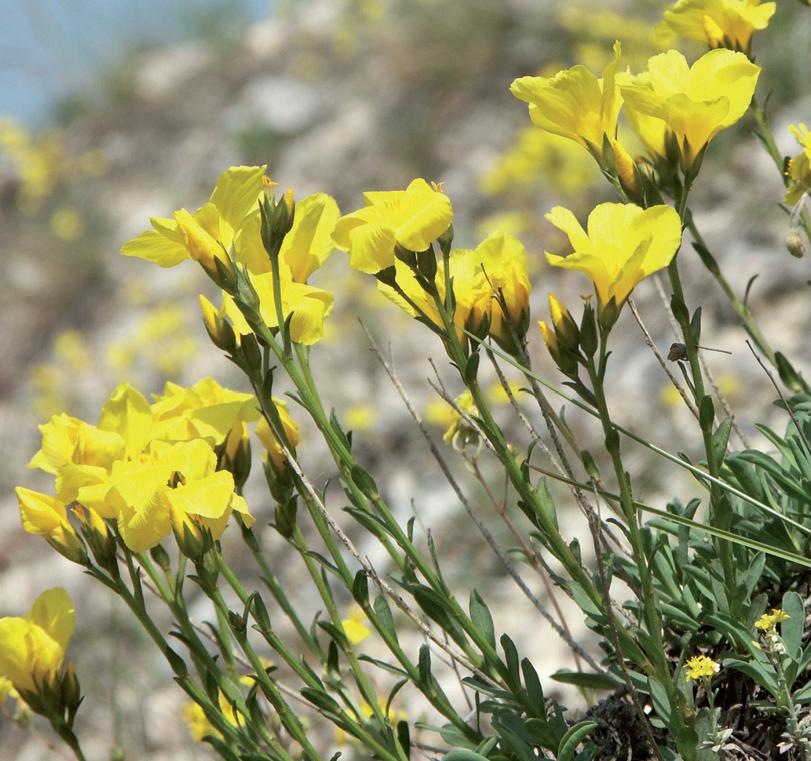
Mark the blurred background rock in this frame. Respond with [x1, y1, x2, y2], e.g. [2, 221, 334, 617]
[1, 0, 810, 758]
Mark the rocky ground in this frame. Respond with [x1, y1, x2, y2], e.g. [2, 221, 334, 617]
[1, 1, 810, 758]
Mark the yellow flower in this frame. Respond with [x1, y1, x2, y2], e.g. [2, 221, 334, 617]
[16, 488, 83, 559]
[463, 232, 531, 353]
[539, 293, 580, 376]
[49, 208, 85, 241]
[255, 399, 300, 474]
[183, 701, 212, 742]
[785, 123, 811, 205]
[376, 232, 530, 351]
[0, 677, 18, 705]
[233, 191, 340, 282]
[510, 42, 628, 165]
[108, 439, 253, 552]
[755, 608, 790, 632]
[443, 391, 481, 451]
[345, 404, 377, 431]
[0, 588, 74, 694]
[149, 377, 258, 446]
[684, 654, 720, 681]
[121, 165, 267, 269]
[485, 380, 523, 406]
[342, 605, 371, 646]
[53, 330, 91, 374]
[182, 675, 255, 742]
[332, 178, 453, 274]
[620, 49, 760, 170]
[660, 0, 776, 55]
[221, 265, 335, 345]
[545, 203, 682, 313]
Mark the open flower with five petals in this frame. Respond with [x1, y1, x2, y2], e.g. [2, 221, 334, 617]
[332, 179, 453, 274]
[545, 203, 682, 315]
[619, 48, 760, 170]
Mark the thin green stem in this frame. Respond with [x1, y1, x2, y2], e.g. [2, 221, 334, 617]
[687, 218, 778, 367]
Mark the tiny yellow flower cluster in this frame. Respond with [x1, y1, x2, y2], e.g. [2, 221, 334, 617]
[755, 608, 790, 633]
[684, 654, 721, 681]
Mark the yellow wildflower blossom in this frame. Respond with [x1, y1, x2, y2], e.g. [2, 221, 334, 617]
[755, 608, 790, 632]
[149, 377, 258, 446]
[0, 589, 74, 694]
[443, 391, 481, 451]
[660, 0, 776, 55]
[345, 405, 377, 431]
[545, 203, 682, 314]
[342, 605, 371, 646]
[620, 49, 760, 170]
[785, 123, 811, 206]
[510, 42, 623, 156]
[256, 400, 300, 475]
[16, 488, 84, 560]
[332, 178, 453, 274]
[510, 42, 637, 188]
[377, 232, 530, 352]
[684, 654, 720, 681]
[122, 165, 267, 269]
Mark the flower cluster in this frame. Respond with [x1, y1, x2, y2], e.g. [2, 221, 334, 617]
[123, 166, 337, 345]
[511, 40, 760, 177]
[18, 378, 297, 555]
[684, 654, 721, 682]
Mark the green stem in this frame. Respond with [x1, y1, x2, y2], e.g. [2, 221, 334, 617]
[667, 256, 735, 592]
[431, 291, 604, 612]
[213, 559, 407, 761]
[240, 524, 324, 657]
[586, 337, 692, 759]
[55, 726, 88, 761]
[687, 218, 778, 366]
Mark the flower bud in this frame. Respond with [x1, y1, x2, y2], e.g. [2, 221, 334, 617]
[786, 228, 806, 258]
[174, 209, 234, 285]
[60, 664, 82, 717]
[75, 506, 117, 571]
[613, 142, 641, 199]
[170, 505, 207, 562]
[198, 295, 236, 352]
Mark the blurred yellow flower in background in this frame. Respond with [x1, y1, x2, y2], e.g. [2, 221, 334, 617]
[341, 605, 371, 645]
[660, 0, 775, 54]
[345, 404, 377, 430]
[49, 208, 85, 241]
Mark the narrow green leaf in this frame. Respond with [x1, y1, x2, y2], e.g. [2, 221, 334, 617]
[470, 591, 496, 651]
[557, 720, 598, 761]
